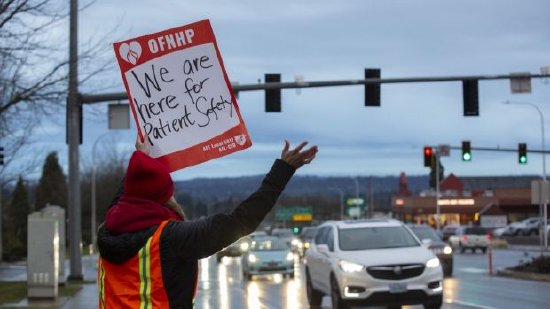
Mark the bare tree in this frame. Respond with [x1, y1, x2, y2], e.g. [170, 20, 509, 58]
[0, 0, 112, 184]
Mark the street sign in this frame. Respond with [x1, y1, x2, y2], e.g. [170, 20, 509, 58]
[438, 144, 450, 157]
[348, 207, 361, 217]
[346, 198, 364, 206]
[275, 206, 312, 221]
[292, 214, 312, 222]
[510, 72, 532, 94]
[108, 103, 130, 129]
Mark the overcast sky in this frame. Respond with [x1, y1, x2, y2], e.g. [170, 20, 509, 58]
[31, 0, 550, 181]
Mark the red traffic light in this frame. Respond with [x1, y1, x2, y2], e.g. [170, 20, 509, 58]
[423, 146, 434, 167]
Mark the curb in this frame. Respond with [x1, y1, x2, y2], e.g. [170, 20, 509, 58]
[496, 268, 550, 282]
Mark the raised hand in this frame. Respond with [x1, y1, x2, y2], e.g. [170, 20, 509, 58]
[135, 133, 151, 155]
[281, 140, 318, 169]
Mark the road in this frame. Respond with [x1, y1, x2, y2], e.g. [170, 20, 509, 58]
[194, 248, 550, 309]
[1, 248, 548, 308]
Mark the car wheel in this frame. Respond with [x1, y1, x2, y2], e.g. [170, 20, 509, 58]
[460, 245, 466, 253]
[305, 271, 323, 307]
[481, 247, 487, 254]
[471, 247, 476, 253]
[331, 276, 349, 309]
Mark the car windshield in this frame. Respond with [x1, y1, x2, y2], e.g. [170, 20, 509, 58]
[251, 239, 288, 251]
[300, 228, 318, 238]
[410, 227, 441, 241]
[464, 227, 487, 235]
[339, 226, 420, 250]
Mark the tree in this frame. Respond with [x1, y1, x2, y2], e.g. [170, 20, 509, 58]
[35, 151, 67, 209]
[0, 0, 112, 185]
[3, 175, 30, 259]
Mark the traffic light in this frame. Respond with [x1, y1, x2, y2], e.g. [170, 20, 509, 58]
[518, 143, 527, 164]
[462, 79, 479, 116]
[462, 141, 472, 161]
[474, 212, 479, 221]
[423, 146, 434, 167]
[293, 227, 300, 234]
[0, 146, 4, 165]
[265, 73, 281, 112]
[364, 68, 381, 107]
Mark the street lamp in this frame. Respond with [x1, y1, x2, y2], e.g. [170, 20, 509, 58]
[91, 132, 117, 253]
[328, 187, 344, 220]
[503, 100, 547, 252]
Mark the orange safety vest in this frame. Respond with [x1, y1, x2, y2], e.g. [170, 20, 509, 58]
[98, 220, 170, 309]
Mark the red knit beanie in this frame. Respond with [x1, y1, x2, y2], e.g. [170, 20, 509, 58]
[124, 151, 174, 203]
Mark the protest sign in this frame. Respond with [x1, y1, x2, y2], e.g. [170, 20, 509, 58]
[113, 19, 252, 172]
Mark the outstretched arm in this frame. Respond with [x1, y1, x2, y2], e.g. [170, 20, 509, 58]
[165, 140, 318, 260]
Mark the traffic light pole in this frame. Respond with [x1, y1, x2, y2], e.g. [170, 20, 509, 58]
[78, 73, 550, 104]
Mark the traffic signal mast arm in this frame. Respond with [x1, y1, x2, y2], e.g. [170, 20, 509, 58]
[450, 145, 549, 154]
[79, 73, 550, 104]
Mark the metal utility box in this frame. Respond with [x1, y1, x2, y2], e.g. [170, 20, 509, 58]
[27, 212, 59, 298]
[42, 205, 66, 285]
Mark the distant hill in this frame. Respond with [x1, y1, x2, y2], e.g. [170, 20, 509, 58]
[174, 174, 431, 212]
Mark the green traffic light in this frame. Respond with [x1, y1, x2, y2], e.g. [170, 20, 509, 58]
[519, 156, 527, 164]
[462, 152, 472, 161]
[293, 227, 299, 234]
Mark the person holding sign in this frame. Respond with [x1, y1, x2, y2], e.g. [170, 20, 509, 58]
[96, 136, 317, 308]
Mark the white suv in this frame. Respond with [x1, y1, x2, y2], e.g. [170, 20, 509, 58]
[305, 219, 443, 309]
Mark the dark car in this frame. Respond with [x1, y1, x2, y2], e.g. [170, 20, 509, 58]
[216, 237, 248, 262]
[298, 226, 318, 253]
[409, 225, 454, 276]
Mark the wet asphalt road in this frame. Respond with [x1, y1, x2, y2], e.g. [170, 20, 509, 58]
[194, 248, 550, 309]
[1, 248, 549, 308]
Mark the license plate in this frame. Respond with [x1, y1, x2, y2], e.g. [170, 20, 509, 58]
[389, 282, 407, 294]
[268, 262, 278, 267]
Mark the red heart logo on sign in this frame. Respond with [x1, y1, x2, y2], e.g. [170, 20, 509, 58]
[118, 41, 142, 65]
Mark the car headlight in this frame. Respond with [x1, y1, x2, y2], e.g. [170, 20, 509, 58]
[304, 242, 310, 249]
[426, 257, 440, 268]
[286, 252, 294, 261]
[337, 259, 365, 273]
[291, 238, 301, 247]
[443, 246, 452, 255]
[248, 254, 258, 263]
[240, 242, 249, 252]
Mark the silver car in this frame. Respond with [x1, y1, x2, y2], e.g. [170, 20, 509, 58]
[305, 219, 443, 309]
[241, 236, 295, 280]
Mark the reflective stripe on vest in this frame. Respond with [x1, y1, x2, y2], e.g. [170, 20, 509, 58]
[99, 220, 170, 309]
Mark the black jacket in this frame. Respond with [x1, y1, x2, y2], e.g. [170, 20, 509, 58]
[97, 159, 295, 308]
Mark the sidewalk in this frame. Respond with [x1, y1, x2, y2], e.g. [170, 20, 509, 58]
[0, 255, 99, 308]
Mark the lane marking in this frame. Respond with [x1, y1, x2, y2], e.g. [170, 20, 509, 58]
[445, 299, 498, 309]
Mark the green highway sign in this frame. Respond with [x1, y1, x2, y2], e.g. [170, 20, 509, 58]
[275, 206, 312, 221]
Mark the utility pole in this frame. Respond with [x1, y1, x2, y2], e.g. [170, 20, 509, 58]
[67, 0, 82, 280]
[435, 150, 441, 231]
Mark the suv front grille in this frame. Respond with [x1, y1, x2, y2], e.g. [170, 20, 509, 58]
[367, 264, 425, 280]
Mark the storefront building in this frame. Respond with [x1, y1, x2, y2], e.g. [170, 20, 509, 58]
[392, 174, 539, 227]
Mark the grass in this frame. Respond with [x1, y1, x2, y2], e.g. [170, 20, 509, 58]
[0, 281, 82, 308]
